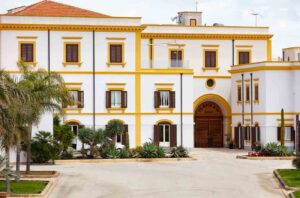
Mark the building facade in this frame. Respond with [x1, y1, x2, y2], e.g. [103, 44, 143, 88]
[1, 0, 281, 153]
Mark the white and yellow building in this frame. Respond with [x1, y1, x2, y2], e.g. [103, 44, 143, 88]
[3, 0, 293, 154]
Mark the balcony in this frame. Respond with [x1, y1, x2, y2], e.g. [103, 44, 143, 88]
[142, 60, 190, 69]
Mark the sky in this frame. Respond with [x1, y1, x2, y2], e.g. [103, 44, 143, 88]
[1, 0, 300, 58]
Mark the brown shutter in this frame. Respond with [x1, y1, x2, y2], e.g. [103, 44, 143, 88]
[241, 127, 245, 149]
[291, 127, 295, 141]
[277, 127, 281, 141]
[154, 91, 160, 108]
[106, 91, 111, 108]
[122, 124, 128, 145]
[234, 127, 239, 148]
[251, 127, 256, 150]
[153, 125, 159, 145]
[170, 125, 177, 147]
[169, 91, 175, 108]
[121, 91, 127, 108]
[211, 52, 216, 67]
[205, 51, 210, 67]
[257, 127, 261, 141]
[78, 91, 84, 108]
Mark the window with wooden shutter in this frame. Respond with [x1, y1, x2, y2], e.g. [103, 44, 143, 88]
[277, 127, 281, 141]
[68, 90, 79, 108]
[256, 126, 261, 141]
[106, 91, 111, 108]
[234, 127, 239, 148]
[77, 91, 84, 108]
[169, 91, 176, 108]
[238, 51, 250, 65]
[170, 50, 183, 67]
[237, 85, 242, 102]
[20, 43, 34, 62]
[66, 44, 79, 62]
[121, 91, 127, 108]
[109, 44, 123, 63]
[254, 84, 259, 102]
[154, 91, 160, 108]
[153, 125, 159, 145]
[121, 125, 129, 146]
[205, 51, 217, 68]
[246, 85, 250, 102]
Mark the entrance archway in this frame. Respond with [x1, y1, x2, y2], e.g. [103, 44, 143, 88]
[193, 94, 232, 148]
[194, 101, 223, 147]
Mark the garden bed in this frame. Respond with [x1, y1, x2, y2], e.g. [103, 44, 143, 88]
[274, 169, 300, 190]
[0, 180, 53, 197]
[293, 191, 300, 198]
[237, 155, 295, 160]
[0, 171, 59, 179]
[55, 157, 196, 164]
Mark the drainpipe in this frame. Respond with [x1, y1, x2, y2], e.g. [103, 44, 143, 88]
[48, 29, 50, 73]
[93, 30, 96, 132]
[296, 114, 299, 152]
[250, 73, 253, 127]
[241, 74, 245, 125]
[180, 73, 183, 146]
[232, 40, 235, 66]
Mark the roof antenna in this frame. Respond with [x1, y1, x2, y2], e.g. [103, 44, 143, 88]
[250, 10, 263, 26]
[195, 0, 199, 12]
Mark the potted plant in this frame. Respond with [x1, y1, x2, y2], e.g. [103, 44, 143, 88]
[226, 137, 234, 149]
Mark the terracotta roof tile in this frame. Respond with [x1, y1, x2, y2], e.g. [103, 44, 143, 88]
[6, 0, 110, 18]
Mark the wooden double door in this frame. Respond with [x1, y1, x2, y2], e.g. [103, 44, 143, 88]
[194, 101, 223, 148]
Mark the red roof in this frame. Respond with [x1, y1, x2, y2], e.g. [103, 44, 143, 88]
[6, 0, 110, 18]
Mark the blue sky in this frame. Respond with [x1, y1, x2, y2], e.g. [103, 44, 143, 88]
[1, 0, 300, 57]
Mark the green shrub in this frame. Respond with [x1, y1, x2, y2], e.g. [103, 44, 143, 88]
[31, 131, 61, 163]
[140, 142, 165, 158]
[129, 146, 142, 158]
[106, 148, 120, 159]
[60, 148, 74, 159]
[53, 115, 75, 152]
[293, 153, 300, 170]
[119, 148, 130, 159]
[170, 146, 189, 158]
[261, 142, 291, 156]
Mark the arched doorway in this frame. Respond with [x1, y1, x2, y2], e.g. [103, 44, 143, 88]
[194, 101, 223, 148]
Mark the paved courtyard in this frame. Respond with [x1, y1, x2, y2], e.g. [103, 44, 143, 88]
[30, 149, 291, 198]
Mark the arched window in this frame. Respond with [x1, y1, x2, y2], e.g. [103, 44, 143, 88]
[154, 121, 177, 147]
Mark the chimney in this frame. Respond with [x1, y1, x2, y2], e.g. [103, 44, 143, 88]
[177, 11, 202, 26]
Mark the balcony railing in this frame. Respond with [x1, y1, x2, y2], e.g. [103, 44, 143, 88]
[142, 60, 190, 69]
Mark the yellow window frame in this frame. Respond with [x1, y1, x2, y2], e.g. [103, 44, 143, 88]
[202, 49, 219, 71]
[107, 42, 126, 67]
[18, 41, 37, 66]
[63, 42, 82, 67]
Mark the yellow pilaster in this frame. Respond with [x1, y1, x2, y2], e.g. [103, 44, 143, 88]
[267, 39, 272, 61]
[135, 31, 141, 147]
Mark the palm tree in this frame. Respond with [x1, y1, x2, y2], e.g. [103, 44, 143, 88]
[17, 65, 72, 173]
[0, 71, 27, 192]
[106, 119, 124, 146]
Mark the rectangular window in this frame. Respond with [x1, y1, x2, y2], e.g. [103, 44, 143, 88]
[246, 85, 250, 102]
[254, 84, 259, 102]
[69, 90, 79, 108]
[205, 51, 217, 68]
[170, 50, 183, 67]
[284, 127, 292, 141]
[117, 134, 122, 143]
[111, 91, 122, 108]
[245, 126, 251, 140]
[159, 124, 170, 143]
[20, 43, 34, 62]
[67, 90, 84, 108]
[160, 91, 170, 108]
[238, 51, 250, 65]
[71, 125, 78, 136]
[110, 44, 123, 63]
[298, 53, 300, 61]
[237, 85, 242, 102]
[66, 44, 79, 63]
[190, 19, 197, 26]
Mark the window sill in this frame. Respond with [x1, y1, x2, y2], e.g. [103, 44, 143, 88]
[107, 108, 126, 113]
[245, 101, 250, 104]
[202, 67, 220, 71]
[254, 100, 259, 104]
[63, 62, 82, 67]
[237, 101, 242, 105]
[63, 108, 83, 112]
[155, 107, 174, 113]
[17, 61, 37, 67]
[106, 62, 126, 67]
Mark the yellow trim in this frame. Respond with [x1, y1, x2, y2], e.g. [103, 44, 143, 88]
[203, 49, 219, 71]
[169, 48, 184, 67]
[277, 123, 294, 127]
[253, 78, 259, 81]
[142, 33, 273, 40]
[142, 24, 270, 29]
[236, 80, 242, 83]
[17, 36, 37, 39]
[62, 37, 82, 40]
[107, 108, 126, 113]
[156, 119, 174, 124]
[245, 79, 250, 82]
[232, 112, 300, 116]
[194, 75, 231, 79]
[66, 87, 81, 91]
[18, 41, 37, 66]
[0, 24, 145, 32]
[237, 49, 252, 65]
[135, 32, 141, 147]
[267, 39, 272, 61]
[155, 108, 174, 113]
[63, 42, 82, 66]
[193, 94, 232, 137]
[229, 66, 300, 74]
[156, 88, 173, 91]
[202, 44, 220, 48]
[276, 119, 294, 121]
[167, 44, 186, 47]
[106, 83, 126, 86]
[139, 69, 193, 75]
[107, 42, 126, 67]
[205, 78, 216, 89]
[63, 119, 82, 125]
[64, 82, 83, 86]
[106, 37, 126, 40]
[155, 83, 174, 86]
[107, 88, 125, 91]
[235, 45, 253, 48]
[59, 112, 193, 116]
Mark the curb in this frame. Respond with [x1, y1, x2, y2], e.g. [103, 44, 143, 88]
[55, 157, 197, 164]
[273, 170, 300, 191]
[237, 155, 295, 160]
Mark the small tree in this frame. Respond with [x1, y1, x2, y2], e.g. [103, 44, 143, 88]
[106, 119, 124, 145]
[78, 128, 106, 158]
[53, 115, 74, 152]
